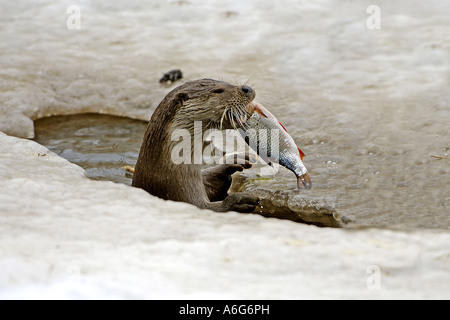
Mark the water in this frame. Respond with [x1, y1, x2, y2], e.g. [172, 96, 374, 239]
[33, 112, 448, 229]
[34, 114, 146, 186]
[2, 0, 450, 229]
[33, 114, 343, 228]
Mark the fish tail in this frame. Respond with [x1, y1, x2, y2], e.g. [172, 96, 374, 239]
[297, 172, 312, 189]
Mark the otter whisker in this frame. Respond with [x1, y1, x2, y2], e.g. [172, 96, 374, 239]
[230, 106, 246, 131]
[205, 119, 214, 130]
[227, 109, 236, 130]
[219, 104, 228, 131]
[235, 104, 251, 130]
[234, 108, 244, 129]
[229, 109, 238, 130]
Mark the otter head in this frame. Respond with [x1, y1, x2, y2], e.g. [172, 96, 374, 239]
[133, 78, 261, 211]
[172, 79, 256, 132]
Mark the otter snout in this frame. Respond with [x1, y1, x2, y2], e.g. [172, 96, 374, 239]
[241, 85, 256, 101]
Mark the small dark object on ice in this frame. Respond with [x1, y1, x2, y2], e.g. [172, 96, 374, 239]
[160, 69, 183, 84]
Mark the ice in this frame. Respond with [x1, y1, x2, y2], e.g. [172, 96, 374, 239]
[1, 0, 450, 299]
[1, 132, 449, 299]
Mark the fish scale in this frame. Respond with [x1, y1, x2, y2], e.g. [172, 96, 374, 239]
[239, 103, 312, 189]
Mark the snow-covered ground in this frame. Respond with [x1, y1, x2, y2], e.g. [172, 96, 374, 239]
[1, 132, 449, 299]
[1, 0, 449, 299]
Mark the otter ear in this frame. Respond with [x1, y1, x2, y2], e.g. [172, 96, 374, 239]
[176, 92, 190, 103]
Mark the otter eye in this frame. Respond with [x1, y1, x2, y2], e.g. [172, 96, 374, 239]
[213, 89, 225, 94]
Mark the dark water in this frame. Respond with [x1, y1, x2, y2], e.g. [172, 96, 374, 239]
[34, 114, 147, 186]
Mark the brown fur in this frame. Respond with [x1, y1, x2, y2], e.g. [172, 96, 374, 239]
[132, 79, 259, 212]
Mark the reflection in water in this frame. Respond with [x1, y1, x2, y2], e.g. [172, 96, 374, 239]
[34, 114, 147, 186]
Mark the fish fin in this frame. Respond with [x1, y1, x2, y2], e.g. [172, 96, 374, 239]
[254, 104, 269, 118]
[278, 121, 289, 133]
[298, 147, 305, 160]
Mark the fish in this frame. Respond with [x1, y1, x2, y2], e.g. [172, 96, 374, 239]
[239, 102, 312, 189]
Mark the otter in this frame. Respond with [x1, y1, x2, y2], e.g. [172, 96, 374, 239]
[132, 79, 260, 213]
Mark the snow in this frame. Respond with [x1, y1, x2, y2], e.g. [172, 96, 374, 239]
[0, 132, 449, 299]
[1, 0, 449, 299]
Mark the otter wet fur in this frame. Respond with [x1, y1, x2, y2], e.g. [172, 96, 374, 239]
[132, 79, 260, 213]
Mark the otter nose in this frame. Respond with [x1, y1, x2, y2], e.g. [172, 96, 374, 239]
[241, 85, 255, 100]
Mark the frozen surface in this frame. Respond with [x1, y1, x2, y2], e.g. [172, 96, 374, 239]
[1, 0, 449, 228]
[1, 0, 450, 299]
[1, 132, 450, 299]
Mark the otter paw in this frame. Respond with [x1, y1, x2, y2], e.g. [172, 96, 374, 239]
[223, 193, 260, 213]
[202, 162, 253, 202]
